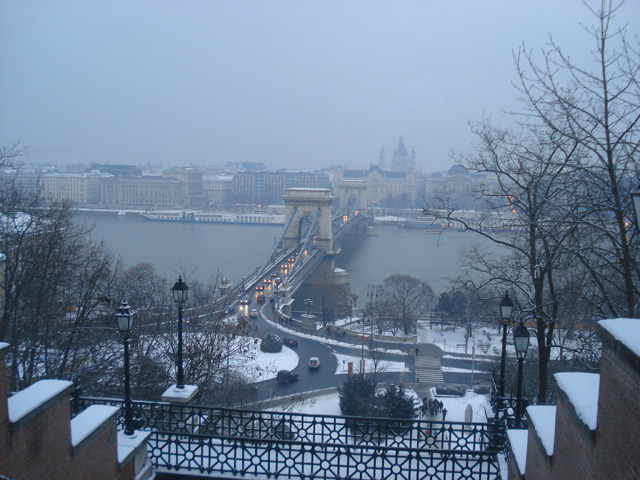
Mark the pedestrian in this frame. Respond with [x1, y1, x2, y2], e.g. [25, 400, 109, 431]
[439, 400, 444, 413]
[442, 408, 448, 422]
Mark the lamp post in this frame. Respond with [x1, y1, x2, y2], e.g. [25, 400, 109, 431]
[115, 299, 135, 435]
[630, 181, 640, 228]
[513, 320, 530, 428]
[499, 292, 513, 398]
[367, 285, 377, 350]
[172, 275, 189, 389]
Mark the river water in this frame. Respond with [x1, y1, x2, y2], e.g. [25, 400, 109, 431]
[78, 212, 495, 300]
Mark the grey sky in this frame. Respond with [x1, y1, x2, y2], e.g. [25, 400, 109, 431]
[1, 1, 638, 173]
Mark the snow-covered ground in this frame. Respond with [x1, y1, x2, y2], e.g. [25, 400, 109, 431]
[244, 340, 490, 422]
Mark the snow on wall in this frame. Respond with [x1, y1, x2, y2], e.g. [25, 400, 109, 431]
[598, 318, 640, 358]
[555, 372, 599, 430]
[8, 379, 73, 423]
[507, 429, 528, 476]
[527, 405, 556, 456]
[70, 405, 119, 447]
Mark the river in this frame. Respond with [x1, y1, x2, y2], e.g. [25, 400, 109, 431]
[77, 212, 496, 301]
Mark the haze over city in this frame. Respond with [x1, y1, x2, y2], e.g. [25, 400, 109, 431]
[3, 0, 638, 172]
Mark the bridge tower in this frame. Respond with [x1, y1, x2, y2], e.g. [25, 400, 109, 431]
[338, 180, 368, 212]
[282, 188, 336, 253]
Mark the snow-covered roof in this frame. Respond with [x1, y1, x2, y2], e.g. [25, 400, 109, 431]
[555, 372, 599, 430]
[71, 405, 119, 447]
[598, 318, 640, 358]
[507, 429, 528, 476]
[8, 379, 73, 423]
[527, 405, 556, 456]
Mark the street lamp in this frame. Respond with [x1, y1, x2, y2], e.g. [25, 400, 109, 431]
[513, 320, 530, 428]
[630, 181, 640, 228]
[171, 275, 189, 389]
[499, 292, 513, 398]
[115, 299, 135, 435]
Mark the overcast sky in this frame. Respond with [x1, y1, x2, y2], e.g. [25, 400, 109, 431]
[1, 1, 638, 173]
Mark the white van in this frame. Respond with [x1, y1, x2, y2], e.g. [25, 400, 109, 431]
[308, 357, 320, 369]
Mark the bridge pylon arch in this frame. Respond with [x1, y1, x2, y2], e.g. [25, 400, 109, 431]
[282, 188, 336, 253]
[337, 180, 368, 214]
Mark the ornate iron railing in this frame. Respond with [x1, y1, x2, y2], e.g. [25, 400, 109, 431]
[73, 396, 503, 479]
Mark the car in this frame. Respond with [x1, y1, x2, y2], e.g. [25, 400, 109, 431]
[308, 357, 320, 369]
[255, 284, 265, 291]
[257, 294, 266, 303]
[276, 370, 299, 384]
[282, 337, 298, 348]
[239, 296, 250, 305]
[270, 271, 278, 277]
[263, 277, 271, 283]
[274, 277, 282, 285]
[250, 308, 259, 318]
[223, 305, 236, 315]
[287, 257, 295, 263]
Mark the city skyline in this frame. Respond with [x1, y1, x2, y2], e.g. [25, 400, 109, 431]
[2, 1, 639, 173]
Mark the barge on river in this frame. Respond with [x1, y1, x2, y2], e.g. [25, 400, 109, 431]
[141, 210, 285, 225]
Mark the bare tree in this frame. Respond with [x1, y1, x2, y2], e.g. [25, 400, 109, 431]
[426, 121, 581, 402]
[376, 275, 434, 336]
[0, 183, 120, 389]
[514, 0, 640, 318]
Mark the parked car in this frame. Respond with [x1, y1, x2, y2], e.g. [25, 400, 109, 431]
[250, 308, 259, 318]
[308, 357, 320, 369]
[276, 370, 299, 384]
[282, 337, 298, 348]
[239, 296, 250, 305]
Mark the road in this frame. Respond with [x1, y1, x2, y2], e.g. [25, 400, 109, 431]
[234, 267, 413, 403]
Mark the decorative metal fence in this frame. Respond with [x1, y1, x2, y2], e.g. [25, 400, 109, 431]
[73, 396, 503, 479]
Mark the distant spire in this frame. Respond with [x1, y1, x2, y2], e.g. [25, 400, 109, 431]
[391, 136, 409, 172]
[379, 147, 386, 170]
[410, 147, 416, 170]
[394, 137, 407, 157]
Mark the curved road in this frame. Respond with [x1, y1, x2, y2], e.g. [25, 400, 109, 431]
[235, 272, 417, 403]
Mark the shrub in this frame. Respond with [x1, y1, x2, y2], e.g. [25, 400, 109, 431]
[338, 375, 376, 417]
[260, 334, 282, 353]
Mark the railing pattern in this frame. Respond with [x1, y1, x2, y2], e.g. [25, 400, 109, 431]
[74, 396, 503, 479]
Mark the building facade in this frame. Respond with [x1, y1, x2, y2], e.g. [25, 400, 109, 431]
[334, 165, 418, 208]
[203, 174, 233, 206]
[100, 176, 182, 208]
[424, 165, 497, 211]
[232, 170, 331, 205]
[162, 168, 205, 208]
